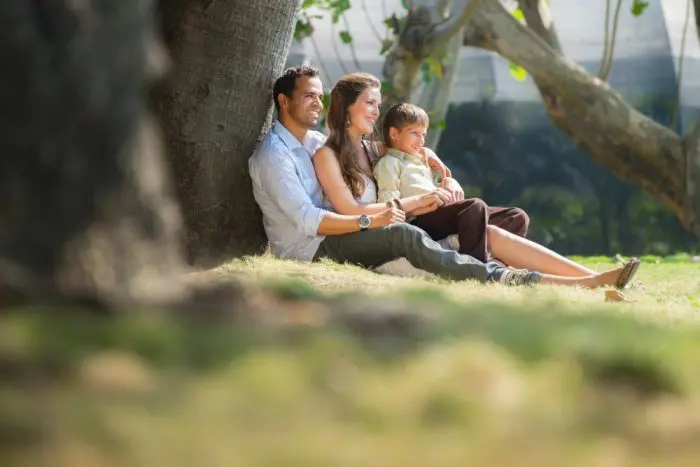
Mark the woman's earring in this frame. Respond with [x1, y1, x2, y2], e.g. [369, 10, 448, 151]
[346, 119, 352, 131]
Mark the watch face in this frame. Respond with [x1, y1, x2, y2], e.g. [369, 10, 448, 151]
[359, 215, 371, 229]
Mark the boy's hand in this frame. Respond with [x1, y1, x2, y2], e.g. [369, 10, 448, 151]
[423, 148, 452, 180]
[441, 177, 464, 202]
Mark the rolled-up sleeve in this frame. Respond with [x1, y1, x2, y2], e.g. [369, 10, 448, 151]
[374, 156, 403, 203]
[256, 155, 327, 237]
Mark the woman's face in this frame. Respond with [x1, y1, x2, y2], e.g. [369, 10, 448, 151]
[347, 86, 381, 134]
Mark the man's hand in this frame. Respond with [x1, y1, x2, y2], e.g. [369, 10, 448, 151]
[423, 148, 452, 180]
[370, 207, 405, 228]
[441, 177, 464, 202]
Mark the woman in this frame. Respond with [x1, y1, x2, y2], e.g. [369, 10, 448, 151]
[313, 72, 640, 289]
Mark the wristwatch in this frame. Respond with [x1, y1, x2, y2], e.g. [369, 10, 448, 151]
[358, 214, 371, 231]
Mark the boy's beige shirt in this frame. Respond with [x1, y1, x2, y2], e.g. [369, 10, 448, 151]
[374, 148, 437, 203]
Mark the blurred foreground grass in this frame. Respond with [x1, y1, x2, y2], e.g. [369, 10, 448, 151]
[2, 254, 700, 467]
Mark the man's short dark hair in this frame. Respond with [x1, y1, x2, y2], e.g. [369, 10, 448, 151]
[272, 66, 320, 112]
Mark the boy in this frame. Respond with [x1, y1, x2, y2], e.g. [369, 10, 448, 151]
[374, 103, 530, 263]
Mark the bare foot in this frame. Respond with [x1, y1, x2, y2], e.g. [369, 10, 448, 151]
[588, 266, 626, 289]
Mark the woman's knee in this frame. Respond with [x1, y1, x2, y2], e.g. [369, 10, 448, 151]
[486, 224, 514, 244]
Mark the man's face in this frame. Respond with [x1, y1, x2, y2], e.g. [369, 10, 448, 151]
[281, 76, 324, 129]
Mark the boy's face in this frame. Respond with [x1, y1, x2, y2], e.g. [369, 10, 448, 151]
[390, 123, 427, 155]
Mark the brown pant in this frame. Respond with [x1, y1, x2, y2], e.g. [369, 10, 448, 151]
[411, 198, 529, 263]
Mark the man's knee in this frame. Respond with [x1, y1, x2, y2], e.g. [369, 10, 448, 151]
[385, 223, 428, 247]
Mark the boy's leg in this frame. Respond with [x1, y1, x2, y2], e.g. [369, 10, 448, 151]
[411, 198, 489, 262]
[487, 206, 529, 237]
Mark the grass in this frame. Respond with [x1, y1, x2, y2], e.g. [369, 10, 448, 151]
[214, 253, 700, 325]
[2, 254, 700, 467]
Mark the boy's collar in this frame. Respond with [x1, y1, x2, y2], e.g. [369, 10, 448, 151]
[386, 147, 423, 162]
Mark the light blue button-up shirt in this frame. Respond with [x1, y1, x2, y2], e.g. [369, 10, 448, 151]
[249, 121, 329, 261]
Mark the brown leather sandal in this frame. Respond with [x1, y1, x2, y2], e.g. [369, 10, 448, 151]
[615, 258, 641, 290]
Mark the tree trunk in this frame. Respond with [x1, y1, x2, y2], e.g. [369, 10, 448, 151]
[464, 0, 700, 236]
[154, 0, 301, 265]
[0, 0, 185, 308]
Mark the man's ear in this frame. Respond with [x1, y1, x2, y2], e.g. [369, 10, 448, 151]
[277, 93, 288, 113]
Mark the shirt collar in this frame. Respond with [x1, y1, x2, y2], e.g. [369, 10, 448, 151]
[386, 147, 425, 165]
[273, 120, 315, 153]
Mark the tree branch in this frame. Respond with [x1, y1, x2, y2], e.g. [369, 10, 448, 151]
[342, 12, 363, 71]
[329, 20, 349, 75]
[427, 0, 483, 51]
[671, 0, 692, 131]
[463, 0, 687, 223]
[597, 0, 623, 80]
[683, 119, 700, 235]
[360, 0, 384, 41]
[516, 0, 562, 53]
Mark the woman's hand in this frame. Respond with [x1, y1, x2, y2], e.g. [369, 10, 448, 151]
[423, 148, 452, 180]
[370, 207, 405, 228]
[440, 177, 464, 202]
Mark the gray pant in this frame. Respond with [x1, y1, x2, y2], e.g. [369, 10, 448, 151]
[313, 223, 504, 283]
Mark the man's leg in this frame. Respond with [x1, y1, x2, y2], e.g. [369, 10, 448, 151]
[314, 223, 514, 283]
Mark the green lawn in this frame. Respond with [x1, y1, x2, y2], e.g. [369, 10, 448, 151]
[3, 255, 700, 467]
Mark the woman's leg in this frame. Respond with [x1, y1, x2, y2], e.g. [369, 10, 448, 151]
[486, 225, 596, 276]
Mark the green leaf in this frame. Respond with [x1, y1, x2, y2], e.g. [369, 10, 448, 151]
[339, 30, 353, 44]
[301, 0, 317, 8]
[379, 38, 394, 55]
[630, 0, 649, 16]
[384, 15, 402, 35]
[509, 62, 527, 82]
[428, 119, 447, 131]
[329, 0, 351, 23]
[400, 0, 411, 10]
[380, 81, 394, 95]
[512, 7, 525, 22]
[294, 20, 314, 41]
[420, 61, 432, 84]
[421, 57, 444, 79]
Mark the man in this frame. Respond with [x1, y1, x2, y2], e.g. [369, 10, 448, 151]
[248, 66, 539, 285]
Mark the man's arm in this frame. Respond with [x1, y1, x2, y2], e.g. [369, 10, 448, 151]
[255, 153, 383, 236]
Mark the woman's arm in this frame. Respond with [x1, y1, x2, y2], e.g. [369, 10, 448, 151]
[422, 147, 452, 180]
[313, 146, 392, 215]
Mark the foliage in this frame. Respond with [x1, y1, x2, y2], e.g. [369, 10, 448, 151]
[437, 99, 700, 256]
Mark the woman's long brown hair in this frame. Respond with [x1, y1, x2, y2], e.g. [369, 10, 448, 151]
[325, 72, 381, 199]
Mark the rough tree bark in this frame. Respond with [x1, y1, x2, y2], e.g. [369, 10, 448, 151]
[154, 0, 302, 265]
[0, 0, 186, 308]
[463, 0, 700, 235]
